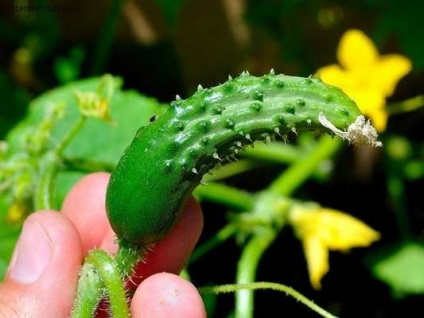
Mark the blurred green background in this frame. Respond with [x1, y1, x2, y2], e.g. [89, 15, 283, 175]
[1, 0, 424, 317]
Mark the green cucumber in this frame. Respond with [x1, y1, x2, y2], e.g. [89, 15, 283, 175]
[106, 72, 379, 246]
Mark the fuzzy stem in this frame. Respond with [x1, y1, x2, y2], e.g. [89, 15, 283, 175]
[72, 244, 143, 318]
[115, 239, 144, 277]
[84, 249, 131, 318]
[199, 282, 337, 318]
[34, 154, 59, 210]
[71, 263, 104, 318]
[235, 228, 276, 318]
[54, 116, 87, 156]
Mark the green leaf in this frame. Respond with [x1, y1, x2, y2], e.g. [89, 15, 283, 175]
[368, 241, 424, 297]
[5, 75, 165, 178]
[0, 76, 166, 279]
[7, 77, 164, 162]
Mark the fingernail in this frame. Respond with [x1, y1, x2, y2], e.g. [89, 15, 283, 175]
[9, 219, 53, 284]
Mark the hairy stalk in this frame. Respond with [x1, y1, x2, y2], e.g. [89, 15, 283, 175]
[54, 116, 86, 156]
[72, 250, 131, 318]
[35, 115, 89, 211]
[34, 154, 59, 210]
[199, 282, 337, 318]
[71, 262, 104, 318]
[235, 228, 276, 318]
[115, 240, 144, 277]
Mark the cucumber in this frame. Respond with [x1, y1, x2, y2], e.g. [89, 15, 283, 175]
[106, 72, 378, 246]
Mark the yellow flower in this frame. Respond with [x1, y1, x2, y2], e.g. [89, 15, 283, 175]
[7, 201, 30, 223]
[316, 29, 412, 132]
[289, 205, 380, 289]
[74, 91, 112, 122]
[74, 74, 117, 123]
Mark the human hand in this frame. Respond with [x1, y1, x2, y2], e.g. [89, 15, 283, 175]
[0, 172, 206, 318]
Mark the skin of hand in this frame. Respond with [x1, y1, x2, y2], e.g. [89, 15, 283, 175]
[0, 172, 206, 318]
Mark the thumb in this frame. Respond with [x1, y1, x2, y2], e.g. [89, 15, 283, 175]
[0, 211, 83, 317]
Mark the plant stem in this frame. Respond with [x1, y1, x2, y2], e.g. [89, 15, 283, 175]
[387, 174, 411, 239]
[235, 228, 276, 318]
[62, 157, 115, 173]
[244, 142, 303, 164]
[71, 262, 104, 318]
[85, 250, 130, 318]
[54, 116, 87, 156]
[34, 154, 59, 210]
[199, 282, 337, 318]
[194, 182, 254, 211]
[203, 159, 263, 182]
[72, 243, 143, 318]
[115, 240, 144, 277]
[35, 115, 89, 211]
[269, 135, 342, 196]
[387, 95, 424, 114]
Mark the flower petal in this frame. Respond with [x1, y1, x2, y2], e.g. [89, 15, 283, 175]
[374, 54, 412, 96]
[316, 63, 389, 132]
[337, 29, 379, 70]
[316, 64, 350, 89]
[364, 105, 388, 133]
[303, 236, 329, 289]
[315, 209, 380, 250]
[347, 90, 387, 132]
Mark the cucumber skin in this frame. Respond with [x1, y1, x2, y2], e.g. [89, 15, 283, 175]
[106, 73, 361, 246]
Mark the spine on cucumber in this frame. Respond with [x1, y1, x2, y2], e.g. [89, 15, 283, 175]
[106, 72, 378, 246]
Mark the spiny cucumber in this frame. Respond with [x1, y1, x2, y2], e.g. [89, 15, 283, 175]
[106, 72, 379, 246]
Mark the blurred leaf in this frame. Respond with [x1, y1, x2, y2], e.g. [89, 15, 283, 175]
[368, 241, 424, 297]
[0, 75, 167, 279]
[6, 76, 165, 167]
[3, 76, 166, 206]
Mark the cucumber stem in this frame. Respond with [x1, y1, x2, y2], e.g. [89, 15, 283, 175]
[235, 228, 276, 318]
[200, 281, 338, 318]
[269, 135, 342, 196]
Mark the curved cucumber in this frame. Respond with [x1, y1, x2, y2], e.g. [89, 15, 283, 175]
[106, 72, 369, 246]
